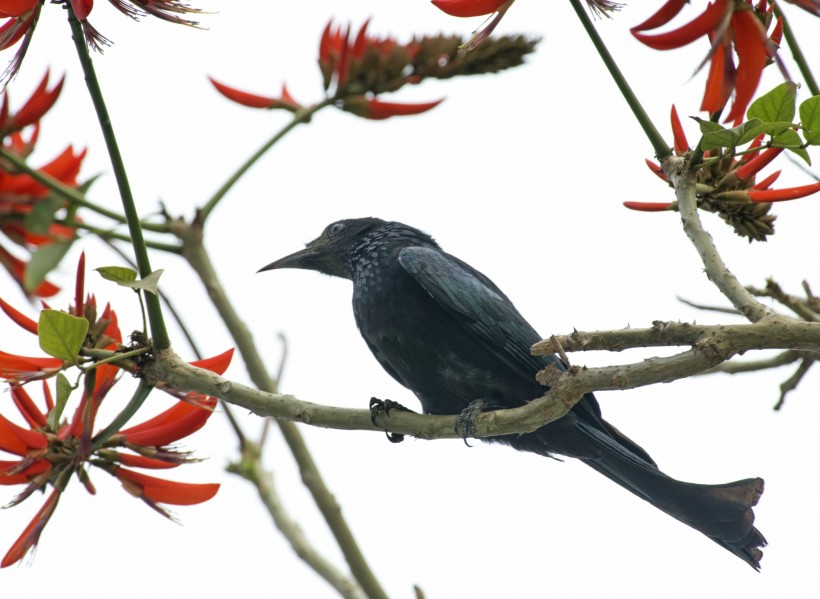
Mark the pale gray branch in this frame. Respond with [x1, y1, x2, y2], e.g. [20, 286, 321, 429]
[665, 156, 775, 322]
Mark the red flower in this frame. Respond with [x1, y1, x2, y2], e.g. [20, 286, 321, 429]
[632, 1, 782, 124]
[0, 255, 231, 566]
[212, 19, 444, 122]
[0, 71, 84, 298]
[432, 0, 510, 18]
[1, 1, 205, 82]
[627, 107, 820, 238]
[432, 0, 516, 51]
[319, 19, 443, 119]
[209, 77, 303, 112]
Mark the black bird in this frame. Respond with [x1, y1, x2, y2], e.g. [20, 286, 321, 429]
[260, 217, 766, 569]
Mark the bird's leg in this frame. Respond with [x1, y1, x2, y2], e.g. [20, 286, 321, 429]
[454, 399, 488, 447]
[369, 397, 415, 444]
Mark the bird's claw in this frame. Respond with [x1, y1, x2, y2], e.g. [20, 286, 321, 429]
[454, 399, 487, 447]
[369, 397, 414, 444]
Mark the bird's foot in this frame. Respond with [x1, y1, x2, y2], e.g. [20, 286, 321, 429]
[369, 397, 414, 444]
[454, 399, 488, 447]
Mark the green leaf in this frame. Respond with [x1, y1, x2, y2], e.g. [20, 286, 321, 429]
[47, 372, 74, 430]
[747, 82, 796, 124]
[694, 117, 725, 135]
[23, 196, 62, 235]
[786, 145, 811, 165]
[117, 269, 164, 296]
[799, 95, 820, 145]
[24, 240, 73, 293]
[736, 121, 793, 145]
[95, 266, 138, 284]
[38, 310, 89, 361]
[701, 119, 762, 150]
[772, 128, 804, 149]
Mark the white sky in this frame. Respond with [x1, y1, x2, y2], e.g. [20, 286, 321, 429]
[2, 1, 819, 597]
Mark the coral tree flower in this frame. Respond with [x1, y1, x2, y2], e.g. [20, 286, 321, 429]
[0, 254, 230, 566]
[0, 71, 82, 297]
[632, 0, 784, 125]
[626, 106, 820, 241]
[0, 0, 205, 82]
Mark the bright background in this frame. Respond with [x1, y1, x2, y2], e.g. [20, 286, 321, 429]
[2, 1, 819, 597]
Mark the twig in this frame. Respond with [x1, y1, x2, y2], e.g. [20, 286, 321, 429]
[666, 155, 775, 322]
[173, 216, 390, 599]
[227, 442, 366, 599]
[747, 279, 820, 322]
[677, 296, 741, 315]
[774, 357, 815, 411]
[698, 350, 803, 375]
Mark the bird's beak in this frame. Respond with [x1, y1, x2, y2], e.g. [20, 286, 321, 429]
[257, 247, 319, 273]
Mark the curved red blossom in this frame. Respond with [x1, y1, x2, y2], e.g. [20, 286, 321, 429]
[752, 170, 781, 190]
[1, 488, 59, 568]
[344, 96, 444, 120]
[735, 146, 784, 181]
[0, 295, 38, 333]
[623, 201, 675, 212]
[0, 1, 40, 18]
[0, 350, 62, 383]
[190, 348, 234, 375]
[748, 181, 820, 202]
[631, 0, 688, 32]
[118, 396, 217, 446]
[0, 70, 64, 133]
[632, 0, 732, 50]
[432, 0, 509, 17]
[116, 468, 219, 506]
[670, 105, 689, 153]
[0, 458, 49, 484]
[633, 1, 782, 124]
[208, 77, 302, 112]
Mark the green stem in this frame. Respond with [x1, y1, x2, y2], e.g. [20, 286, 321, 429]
[0, 147, 166, 232]
[776, 6, 819, 96]
[199, 99, 334, 220]
[91, 380, 154, 450]
[81, 346, 150, 371]
[568, 0, 671, 160]
[66, 8, 170, 350]
[68, 221, 182, 253]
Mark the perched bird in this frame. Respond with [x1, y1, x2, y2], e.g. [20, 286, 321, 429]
[260, 217, 766, 569]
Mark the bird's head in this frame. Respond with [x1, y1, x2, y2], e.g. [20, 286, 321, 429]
[258, 217, 386, 279]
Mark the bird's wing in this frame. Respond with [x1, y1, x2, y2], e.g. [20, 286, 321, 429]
[398, 246, 561, 378]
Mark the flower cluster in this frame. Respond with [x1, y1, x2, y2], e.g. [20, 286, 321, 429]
[0, 253, 229, 566]
[632, 0, 787, 125]
[0, 71, 84, 298]
[0, 0, 205, 82]
[626, 91, 820, 241]
[211, 18, 538, 120]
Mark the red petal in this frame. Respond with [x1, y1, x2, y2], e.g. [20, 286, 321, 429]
[631, 0, 688, 33]
[623, 201, 675, 212]
[9, 71, 64, 130]
[190, 348, 234, 375]
[700, 37, 734, 113]
[735, 146, 783, 180]
[355, 97, 444, 120]
[1, 489, 60, 568]
[748, 181, 820, 202]
[0, 0, 39, 18]
[0, 295, 38, 334]
[0, 412, 47, 455]
[208, 77, 280, 109]
[0, 350, 62, 382]
[632, 0, 731, 50]
[119, 397, 216, 446]
[724, 10, 770, 125]
[670, 105, 689, 153]
[11, 386, 46, 428]
[432, 0, 507, 18]
[752, 170, 781, 190]
[116, 468, 219, 505]
[0, 458, 49, 484]
[114, 453, 179, 470]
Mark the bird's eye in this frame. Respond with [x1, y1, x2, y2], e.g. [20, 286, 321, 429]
[328, 222, 345, 237]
